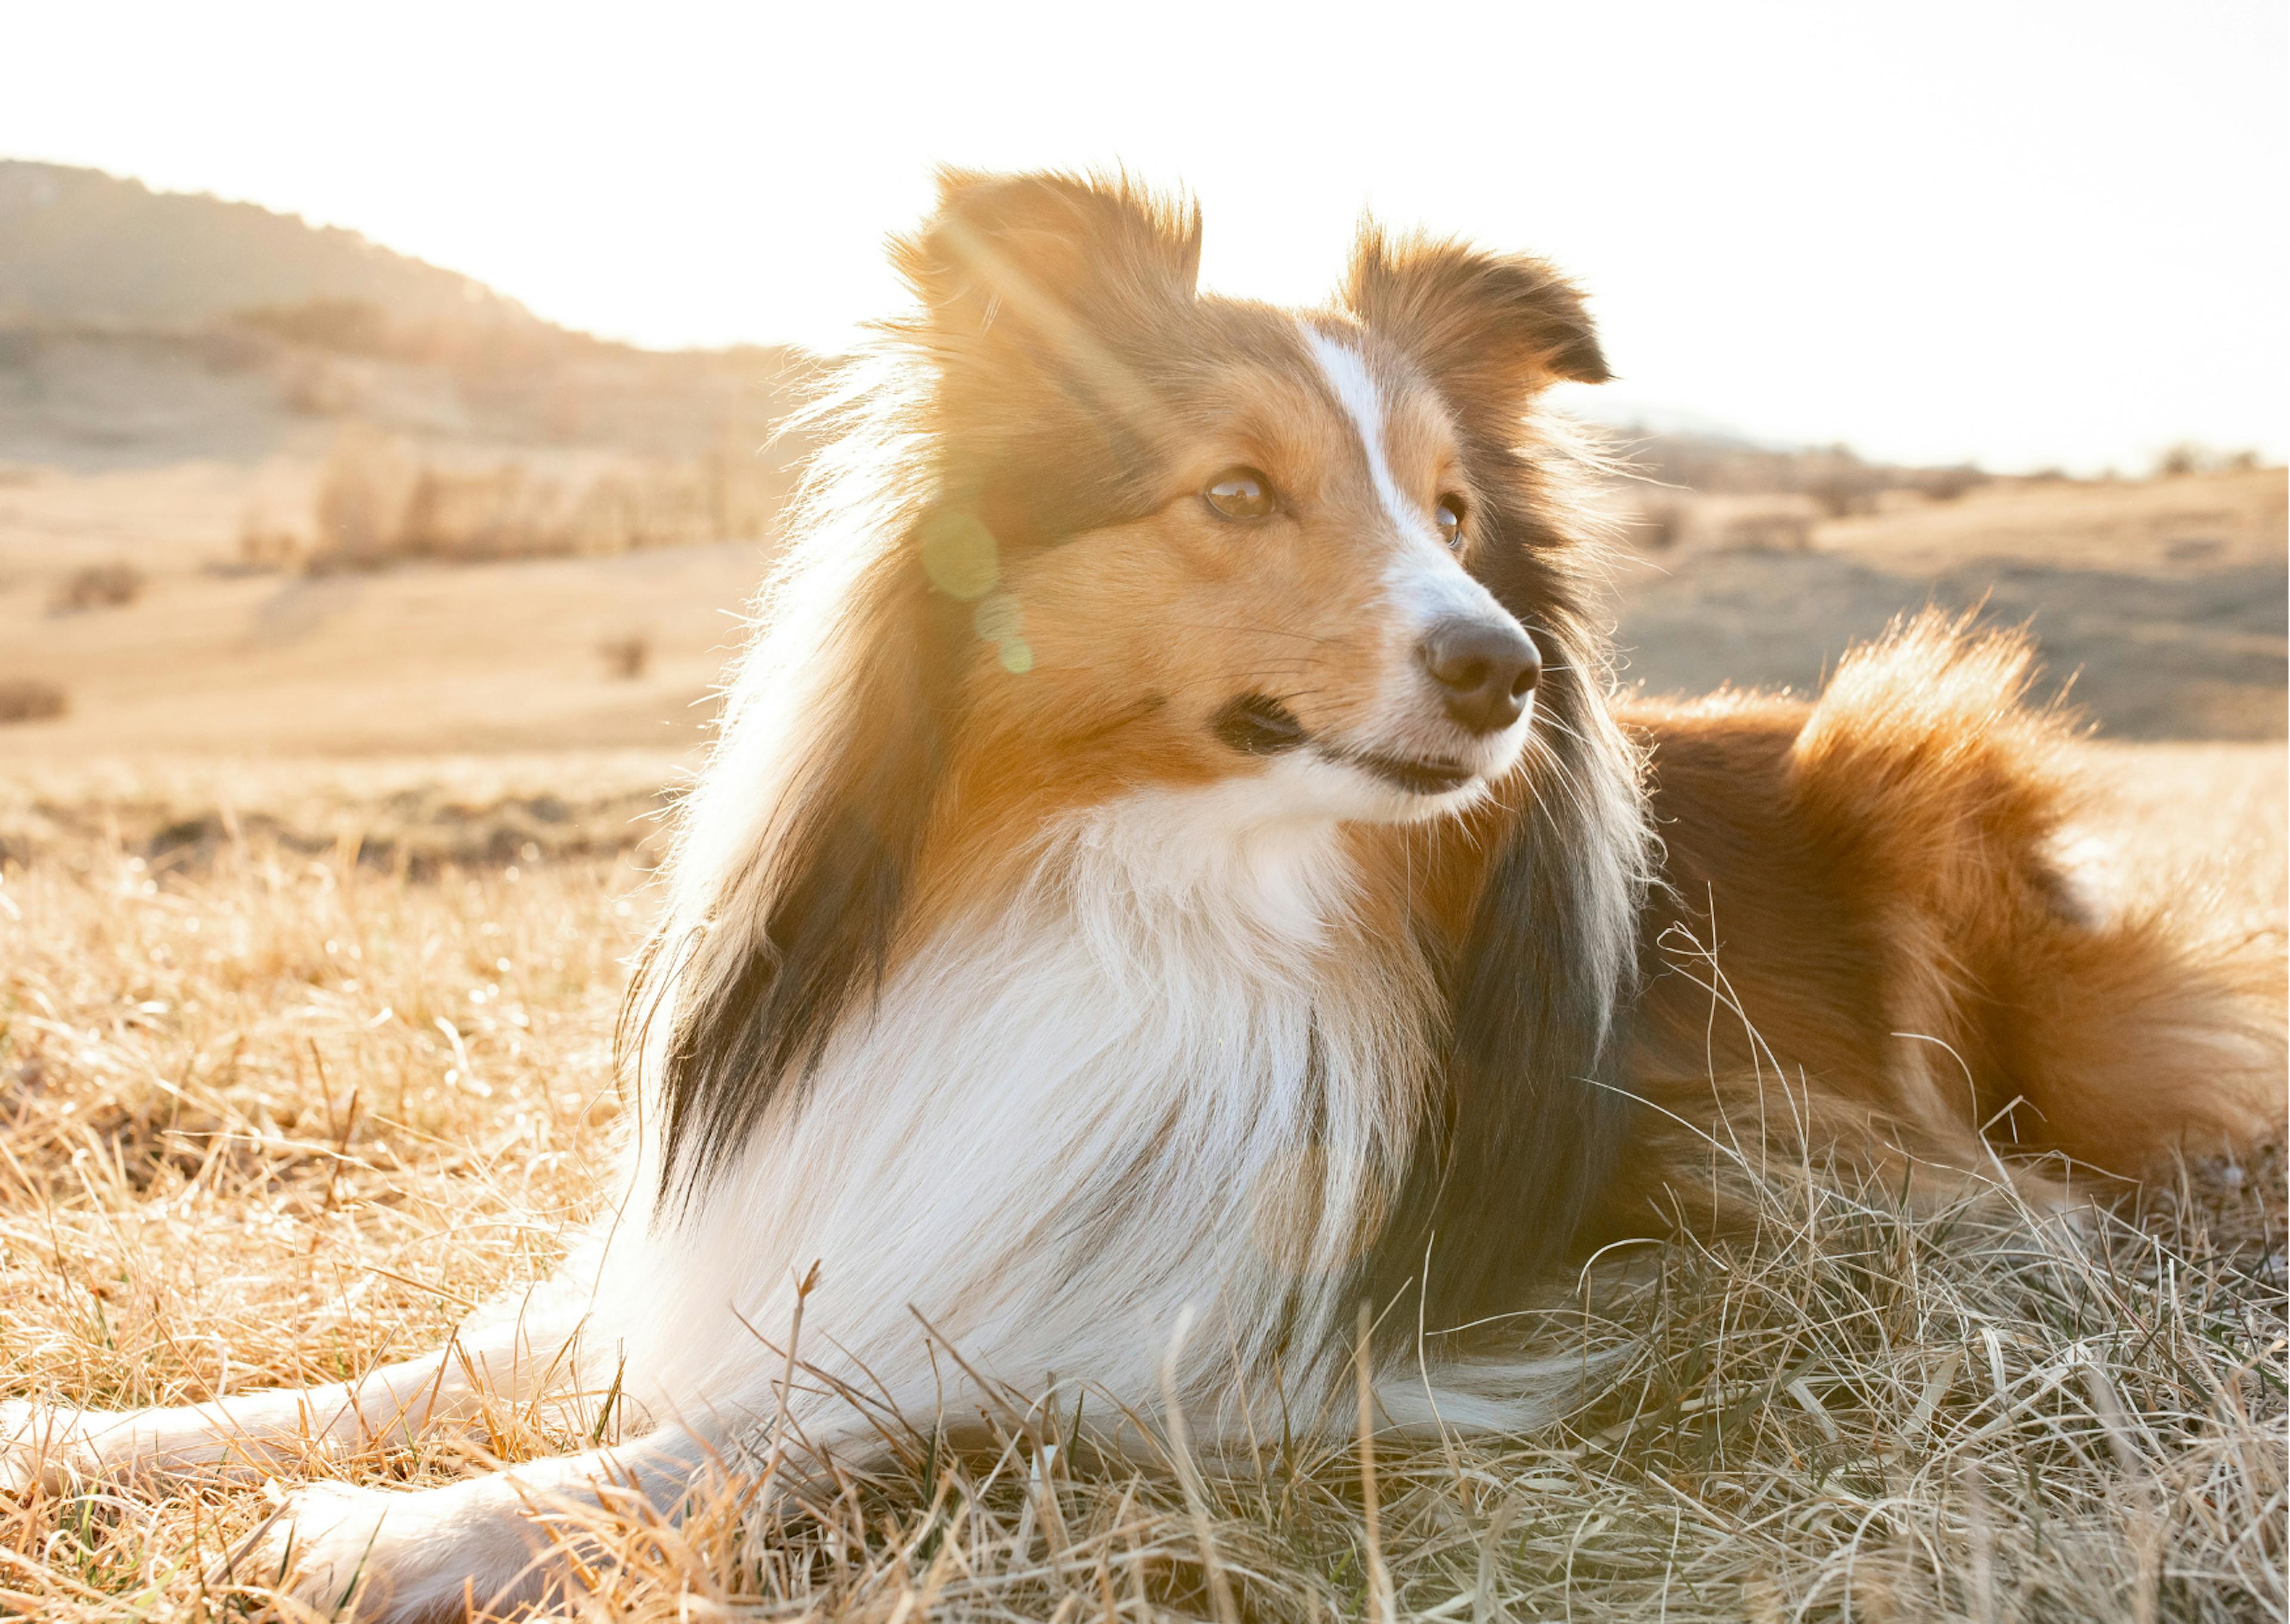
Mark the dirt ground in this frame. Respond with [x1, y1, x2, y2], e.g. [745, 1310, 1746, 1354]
[1614, 466, 2288, 740]
[0, 534, 762, 757]
[3, 463, 2283, 758]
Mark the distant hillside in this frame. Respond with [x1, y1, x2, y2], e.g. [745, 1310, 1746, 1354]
[0, 160, 537, 333]
[0, 160, 820, 486]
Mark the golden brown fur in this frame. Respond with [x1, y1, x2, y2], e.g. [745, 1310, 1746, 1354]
[1610, 613, 2283, 1229]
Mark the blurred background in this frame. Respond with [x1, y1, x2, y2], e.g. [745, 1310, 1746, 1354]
[0, 0, 2280, 876]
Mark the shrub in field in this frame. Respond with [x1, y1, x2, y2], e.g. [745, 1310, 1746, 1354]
[235, 507, 305, 571]
[1718, 506, 1816, 551]
[307, 425, 419, 572]
[597, 633, 651, 681]
[1629, 491, 1689, 551]
[1620, 430, 1994, 513]
[301, 426, 788, 571]
[2155, 442, 2265, 478]
[48, 560, 146, 613]
[0, 676, 67, 723]
[1623, 492, 1821, 554]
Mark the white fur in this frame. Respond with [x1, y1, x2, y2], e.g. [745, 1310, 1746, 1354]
[2047, 827, 2119, 925]
[592, 760, 1432, 1450]
[1300, 323, 1500, 631]
[0, 1312, 571, 1487]
[1295, 317, 1650, 1037]
[213, 1431, 707, 1620]
[1303, 325, 1423, 545]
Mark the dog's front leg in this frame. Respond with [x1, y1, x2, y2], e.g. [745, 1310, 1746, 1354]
[1, 1288, 589, 1490]
[217, 1423, 714, 1623]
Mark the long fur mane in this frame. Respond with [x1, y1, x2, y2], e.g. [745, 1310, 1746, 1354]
[618, 175, 1658, 1360]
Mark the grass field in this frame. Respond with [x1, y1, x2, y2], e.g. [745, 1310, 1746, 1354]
[0, 739, 2280, 1622]
[1, 455, 2282, 1620]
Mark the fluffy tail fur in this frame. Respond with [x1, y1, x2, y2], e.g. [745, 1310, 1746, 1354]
[1788, 611, 2285, 1174]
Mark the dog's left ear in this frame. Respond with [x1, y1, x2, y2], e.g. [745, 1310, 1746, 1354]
[1341, 227, 1609, 419]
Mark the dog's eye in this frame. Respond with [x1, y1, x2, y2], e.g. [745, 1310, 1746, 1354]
[1435, 495, 1467, 548]
[1203, 468, 1275, 521]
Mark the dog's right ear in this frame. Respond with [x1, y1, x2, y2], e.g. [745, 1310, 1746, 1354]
[894, 168, 1202, 358]
[892, 172, 1202, 539]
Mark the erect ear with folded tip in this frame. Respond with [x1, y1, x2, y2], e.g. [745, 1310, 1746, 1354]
[1341, 226, 1610, 425]
[892, 169, 1201, 382]
[890, 170, 1205, 548]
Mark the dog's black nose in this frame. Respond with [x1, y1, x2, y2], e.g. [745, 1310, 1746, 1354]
[1420, 617, 1542, 734]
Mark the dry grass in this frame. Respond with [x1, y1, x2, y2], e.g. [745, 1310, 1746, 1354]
[0, 753, 682, 875]
[0, 752, 2282, 1622]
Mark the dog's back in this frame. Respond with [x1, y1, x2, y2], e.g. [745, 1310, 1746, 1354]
[1616, 612, 2283, 1221]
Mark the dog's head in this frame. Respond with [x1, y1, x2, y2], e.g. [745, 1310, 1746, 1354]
[896, 170, 1611, 826]
[646, 173, 1643, 1206]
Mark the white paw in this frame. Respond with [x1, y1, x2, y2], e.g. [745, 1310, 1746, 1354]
[0, 1401, 108, 1495]
[217, 1481, 396, 1618]
[215, 1476, 571, 1623]
[0, 1400, 40, 1495]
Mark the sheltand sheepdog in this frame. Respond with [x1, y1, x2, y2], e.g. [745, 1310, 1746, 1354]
[4, 171, 2281, 1620]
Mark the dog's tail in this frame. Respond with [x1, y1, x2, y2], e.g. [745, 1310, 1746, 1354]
[1788, 610, 2285, 1176]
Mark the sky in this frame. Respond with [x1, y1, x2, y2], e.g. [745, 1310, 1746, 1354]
[5, 0, 2283, 473]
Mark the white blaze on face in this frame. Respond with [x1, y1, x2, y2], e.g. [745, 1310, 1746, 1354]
[1292, 322, 1539, 799]
[1301, 326, 1427, 544]
[1298, 323, 1509, 631]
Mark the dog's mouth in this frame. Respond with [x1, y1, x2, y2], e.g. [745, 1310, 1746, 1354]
[1211, 694, 1481, 798]
[1342, 750, 1478, 795]
[1212, 693, 1309, 757]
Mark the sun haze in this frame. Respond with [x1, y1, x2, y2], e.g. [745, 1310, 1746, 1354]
[2, 0, 2282, 472]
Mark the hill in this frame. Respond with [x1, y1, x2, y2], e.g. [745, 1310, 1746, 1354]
[0, 159, 536, 333]
[0, 160, 818, 482]
[1613, 465, 2287, 741]
[0, 466, 2274, 757]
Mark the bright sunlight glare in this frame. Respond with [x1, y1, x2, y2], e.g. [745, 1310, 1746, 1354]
[5, 0, 2283, 473]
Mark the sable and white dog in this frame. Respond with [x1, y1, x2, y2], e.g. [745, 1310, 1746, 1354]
[5, 172, 2280, 1620]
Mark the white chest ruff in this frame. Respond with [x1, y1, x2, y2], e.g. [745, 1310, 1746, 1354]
[593, 774, 1432, 1437]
